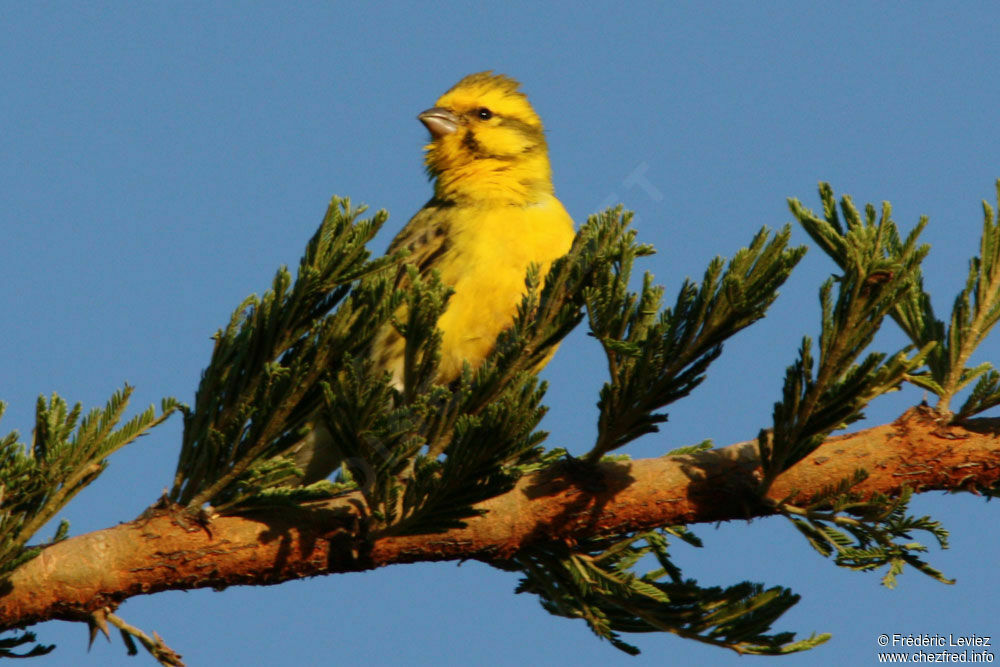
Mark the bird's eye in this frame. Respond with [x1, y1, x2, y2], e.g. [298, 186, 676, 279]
[476, 107, 493, 120]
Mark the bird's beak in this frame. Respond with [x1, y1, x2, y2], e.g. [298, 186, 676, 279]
[418, 107, 459, 139]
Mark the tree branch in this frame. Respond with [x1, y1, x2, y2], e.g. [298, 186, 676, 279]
[2, 406, 998, 630]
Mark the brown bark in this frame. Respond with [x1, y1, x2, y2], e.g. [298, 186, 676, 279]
[2, 406, 998, 630]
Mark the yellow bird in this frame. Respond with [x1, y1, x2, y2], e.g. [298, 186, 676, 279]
[292, 72, 575, 483]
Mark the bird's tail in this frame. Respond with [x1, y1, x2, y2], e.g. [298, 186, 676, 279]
[285, 421, 342, 486]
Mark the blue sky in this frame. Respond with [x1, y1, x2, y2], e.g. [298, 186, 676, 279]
[3, 2, 1000, 665]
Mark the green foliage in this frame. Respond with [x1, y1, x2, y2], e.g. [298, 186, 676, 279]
[168, 205, 647, 533]
[308, 267, 552, 536]
[389, 372, 550, 534]
[330, 208, 656, 536]
[158, 203, 822, 652]
[901, 180, 1000, 418]
[327, 209, 807, 538]
[801, 181, 1000, 419]
[960, 369, 1000, 419]
[513, 528, 829, 655]
[766, 186, 933, 491]
[779, 476, 952, 588]
[0, 629, 54, 658]
[766, 183, 957, 593]
[583, 223, 806, 462]
[666, 439, 714, 456]
[306, 268, 453, 529]
[0, 390, 177, 578]
[169, 197, 398, 510]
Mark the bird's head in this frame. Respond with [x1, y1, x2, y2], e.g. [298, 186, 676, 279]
[419, 72, 553, 203]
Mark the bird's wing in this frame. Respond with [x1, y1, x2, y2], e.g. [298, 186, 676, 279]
[386, 199, 455, 289]
[283, 201, 458, 480]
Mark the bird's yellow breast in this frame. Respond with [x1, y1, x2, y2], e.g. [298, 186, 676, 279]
[433, 194, 574, 381]
[375, 193, 574, 387]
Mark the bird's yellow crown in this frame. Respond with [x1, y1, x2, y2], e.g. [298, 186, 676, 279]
[422, 72, 553, 204]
